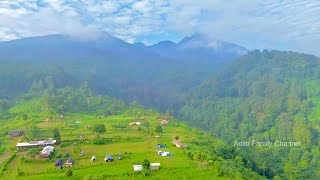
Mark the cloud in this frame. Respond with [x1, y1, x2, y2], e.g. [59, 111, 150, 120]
[0, 0, 319, 55]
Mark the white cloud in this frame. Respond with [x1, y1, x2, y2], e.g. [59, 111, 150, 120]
[0, 0, 319, 55]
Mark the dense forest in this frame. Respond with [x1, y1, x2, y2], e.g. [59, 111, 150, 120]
[179, 50, 320, 179]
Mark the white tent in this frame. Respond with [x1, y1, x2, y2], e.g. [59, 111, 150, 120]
[150, 163, 160, 170]
[162, 152, 171, 156]
[133, 165, 143, 172]
[91, 156, 96, 161]
[40, 146, 54, 154]
[135, 122, 141, 125]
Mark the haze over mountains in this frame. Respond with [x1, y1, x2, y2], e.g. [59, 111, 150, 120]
[0, 32, 248, 62]
[0, 32, 248, 110]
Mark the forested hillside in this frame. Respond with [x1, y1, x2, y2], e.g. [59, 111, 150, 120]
[0, 34, 245, 111]
[179, 50, 320, 179]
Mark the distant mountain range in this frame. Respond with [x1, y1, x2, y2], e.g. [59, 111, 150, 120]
[0, 32, 248, 110]
[0, 32, 248, 63]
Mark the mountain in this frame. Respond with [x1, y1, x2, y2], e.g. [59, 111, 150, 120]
[0, 33, 247, 110]
[149, 33, 248, 64]
[179, 50, 320, 179]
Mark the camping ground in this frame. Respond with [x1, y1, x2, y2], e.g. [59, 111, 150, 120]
[0, 113, 224, 180]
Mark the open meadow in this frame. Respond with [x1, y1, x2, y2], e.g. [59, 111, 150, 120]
[0, 114, 223, 179]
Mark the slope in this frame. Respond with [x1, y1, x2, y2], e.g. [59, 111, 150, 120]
[179, 50, 320, 179]
[0, 86, 262, 179]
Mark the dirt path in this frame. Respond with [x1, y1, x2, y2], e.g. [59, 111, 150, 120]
[0, 152, 11, 165]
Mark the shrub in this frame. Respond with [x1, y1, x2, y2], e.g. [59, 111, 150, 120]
[92, 124, 106, 133]
[155, 126, 163, 133]
[142, 159, 151, 176]
[175, 135, 179, 140]
[66, 169, 73, 176]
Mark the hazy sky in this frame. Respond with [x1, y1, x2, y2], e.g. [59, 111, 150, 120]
[0, 0, 319, 55]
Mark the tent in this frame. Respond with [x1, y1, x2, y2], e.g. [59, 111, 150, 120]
[150, 163, 160, 170]
[55, 159, 63, 167]
[156, 150, 164, 155]
[155, 144, 166, 148]
[133, 165, 143, 172]
[135, 122, 141, 125]
[65, 158, 74, 167]
[162, 152, 171, 157]
[118, 154, 123, 160]
[104, 155, 114, 162]
[91, 156, 96, 162]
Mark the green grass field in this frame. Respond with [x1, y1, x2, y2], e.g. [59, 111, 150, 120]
[0, 114, 225, 180]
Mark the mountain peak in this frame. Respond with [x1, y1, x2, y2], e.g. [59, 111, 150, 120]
[178, 33, 222, 48]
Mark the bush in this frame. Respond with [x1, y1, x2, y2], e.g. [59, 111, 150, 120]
[66, 169, 73, 176]
[93, 139, 106, 145]
[92, 124, 106, 133]
[155, 126, 163, 133]
[175, 135, 179, 140]
[17, 170, 25, 176]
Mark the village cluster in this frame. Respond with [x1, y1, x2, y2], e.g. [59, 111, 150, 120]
[8, 118, 188, 173]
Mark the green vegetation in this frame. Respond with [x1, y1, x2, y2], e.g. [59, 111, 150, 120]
[0, 85, 262, 179]
[1, 49, 320, 179]
[142, 159, 151, 176]
[66, 169, 73, 177]
[179, 50, 320, 179]
[155, 126, 163, 133]
[92, 124, 106, 134]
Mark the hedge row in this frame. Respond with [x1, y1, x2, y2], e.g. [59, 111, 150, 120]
[0, 152, 16, 175]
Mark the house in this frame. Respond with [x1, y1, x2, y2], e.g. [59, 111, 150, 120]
[160, 120, 169, 125]
[40, 146, 54, 158]
[16, 138, 57, 149]
[133, 165, 143, 172]
[150, 163, 160, 170]
[91, 156, 96, 162]
[65, 158, 74, 167]
[8, 130, 23, 137]
[155, 144, 166, 148]
[172, 140, 188, 149]
[55, 159, 63, 167]
[104, 155, 114, 162]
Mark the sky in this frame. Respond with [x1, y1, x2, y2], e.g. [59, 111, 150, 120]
[0, 0, 319, 55]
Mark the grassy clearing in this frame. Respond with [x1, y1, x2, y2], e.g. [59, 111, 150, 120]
[0, 114, 222, 179]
